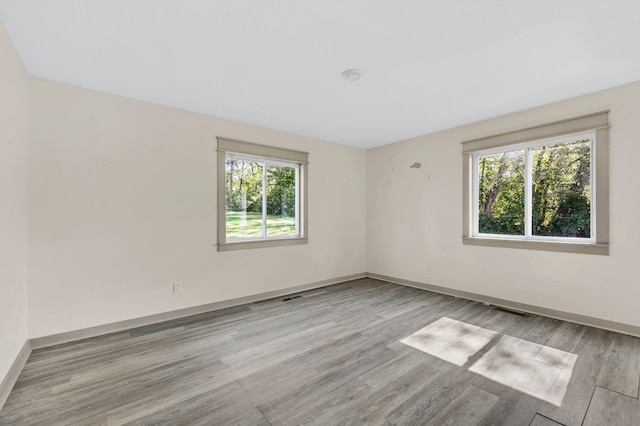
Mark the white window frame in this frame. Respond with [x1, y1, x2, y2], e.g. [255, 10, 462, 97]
[462, 111, 609, 255]
[224, 153, 301, 241]
[217, 137, 308, 252]
[472, 132, 595, 242]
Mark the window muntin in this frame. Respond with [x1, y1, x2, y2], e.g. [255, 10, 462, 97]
[225, 154, 299, 241]
[472, 132, 595, 242]
[217, 137, 308, 251]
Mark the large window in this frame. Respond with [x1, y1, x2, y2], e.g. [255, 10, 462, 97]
[462, 112, 609, 255]
[217, 138, 308, 251]
[475, 133, 593, 239]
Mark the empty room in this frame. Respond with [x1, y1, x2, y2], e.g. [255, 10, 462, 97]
[2, 1, 640, 425]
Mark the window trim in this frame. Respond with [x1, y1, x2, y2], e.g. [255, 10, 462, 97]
[461, 111, 609, 255]
[217, 137, 309, 252]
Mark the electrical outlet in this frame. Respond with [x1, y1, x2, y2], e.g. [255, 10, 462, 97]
[173, 282, 183, 293]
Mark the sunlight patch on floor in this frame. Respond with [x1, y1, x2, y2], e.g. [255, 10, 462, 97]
[400, 317, 497, 366]
[401, 317, 577, 406]
[469, 335, 576, 406]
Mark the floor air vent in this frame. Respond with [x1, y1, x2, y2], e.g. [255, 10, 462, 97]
[493, 306, 528, 317]
[282, 295, 302, 301]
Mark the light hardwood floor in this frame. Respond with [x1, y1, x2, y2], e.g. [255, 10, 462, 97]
[1, 278, 640, 425]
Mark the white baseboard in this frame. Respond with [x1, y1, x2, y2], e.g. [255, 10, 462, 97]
[0, 340, 31, 411]
[367, 272, 640, 338]
[30, 273, 366, 349]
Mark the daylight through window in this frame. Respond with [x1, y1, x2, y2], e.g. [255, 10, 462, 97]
[217, 138, 308, 251]
[461, 111, 609, 255]
[225, 155, 299, 240]
[474, 134, 593, 240]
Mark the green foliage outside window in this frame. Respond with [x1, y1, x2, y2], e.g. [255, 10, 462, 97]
[225, 159, 296, 217]
[478, 139, 591, 238]
[225, 157, 297, 239]
[478, 150, 525, 235]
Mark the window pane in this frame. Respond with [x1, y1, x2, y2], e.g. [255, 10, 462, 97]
[225, 158, 263, 239]
[477, 150, 525, 235]
[532, 139, 591, 238]
[266, 164, 297, 237]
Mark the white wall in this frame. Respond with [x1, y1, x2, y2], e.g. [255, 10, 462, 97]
[28, 79, 367, 338]
[0, 21, 29, 381]
[16, 47, 640, 340]
[368, 80, 640, 328]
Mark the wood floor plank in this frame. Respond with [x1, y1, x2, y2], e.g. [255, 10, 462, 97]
[122, 381, 269, 426]
[596, 332, 640, 397]
[340, 363, 440, 424]
[476, 395, 540, 426]
[385, 367, 477, 424]
[257, 370, 370, 425]
[427, 384, 500, 426]
[529, 413, 564, 426]
[360, 350, 433, 391]
[582, 386, 640, 426]
[2, 278, 640, 425]
[537, 327, 614, 426]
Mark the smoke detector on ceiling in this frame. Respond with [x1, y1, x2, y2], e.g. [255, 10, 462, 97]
[341, 69, 362, 81]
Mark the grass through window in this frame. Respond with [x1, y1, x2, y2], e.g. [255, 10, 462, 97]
[226, 211, 296, 239]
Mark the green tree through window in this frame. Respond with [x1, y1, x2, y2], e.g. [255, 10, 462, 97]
[476, 136, 592, 239]
[225, 156, 298, 239]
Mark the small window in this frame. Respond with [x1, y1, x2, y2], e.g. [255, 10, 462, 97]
[217, 138, 308, 251]
[462, 112, 609, 255]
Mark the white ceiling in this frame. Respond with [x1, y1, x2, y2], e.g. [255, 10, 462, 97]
[1, 1, 640, 149]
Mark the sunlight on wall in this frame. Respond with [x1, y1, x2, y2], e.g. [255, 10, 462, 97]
[401, 317, 577, 407]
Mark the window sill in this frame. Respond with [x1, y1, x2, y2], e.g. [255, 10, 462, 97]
[218, 237, 308, 252]
[462, 236, 608, 255]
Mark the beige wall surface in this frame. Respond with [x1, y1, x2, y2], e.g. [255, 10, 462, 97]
[28, 79, 367, 338]
[367, 80, 640, 327]
[0, 21, 29, 381]
[11, 37, 640, 343]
